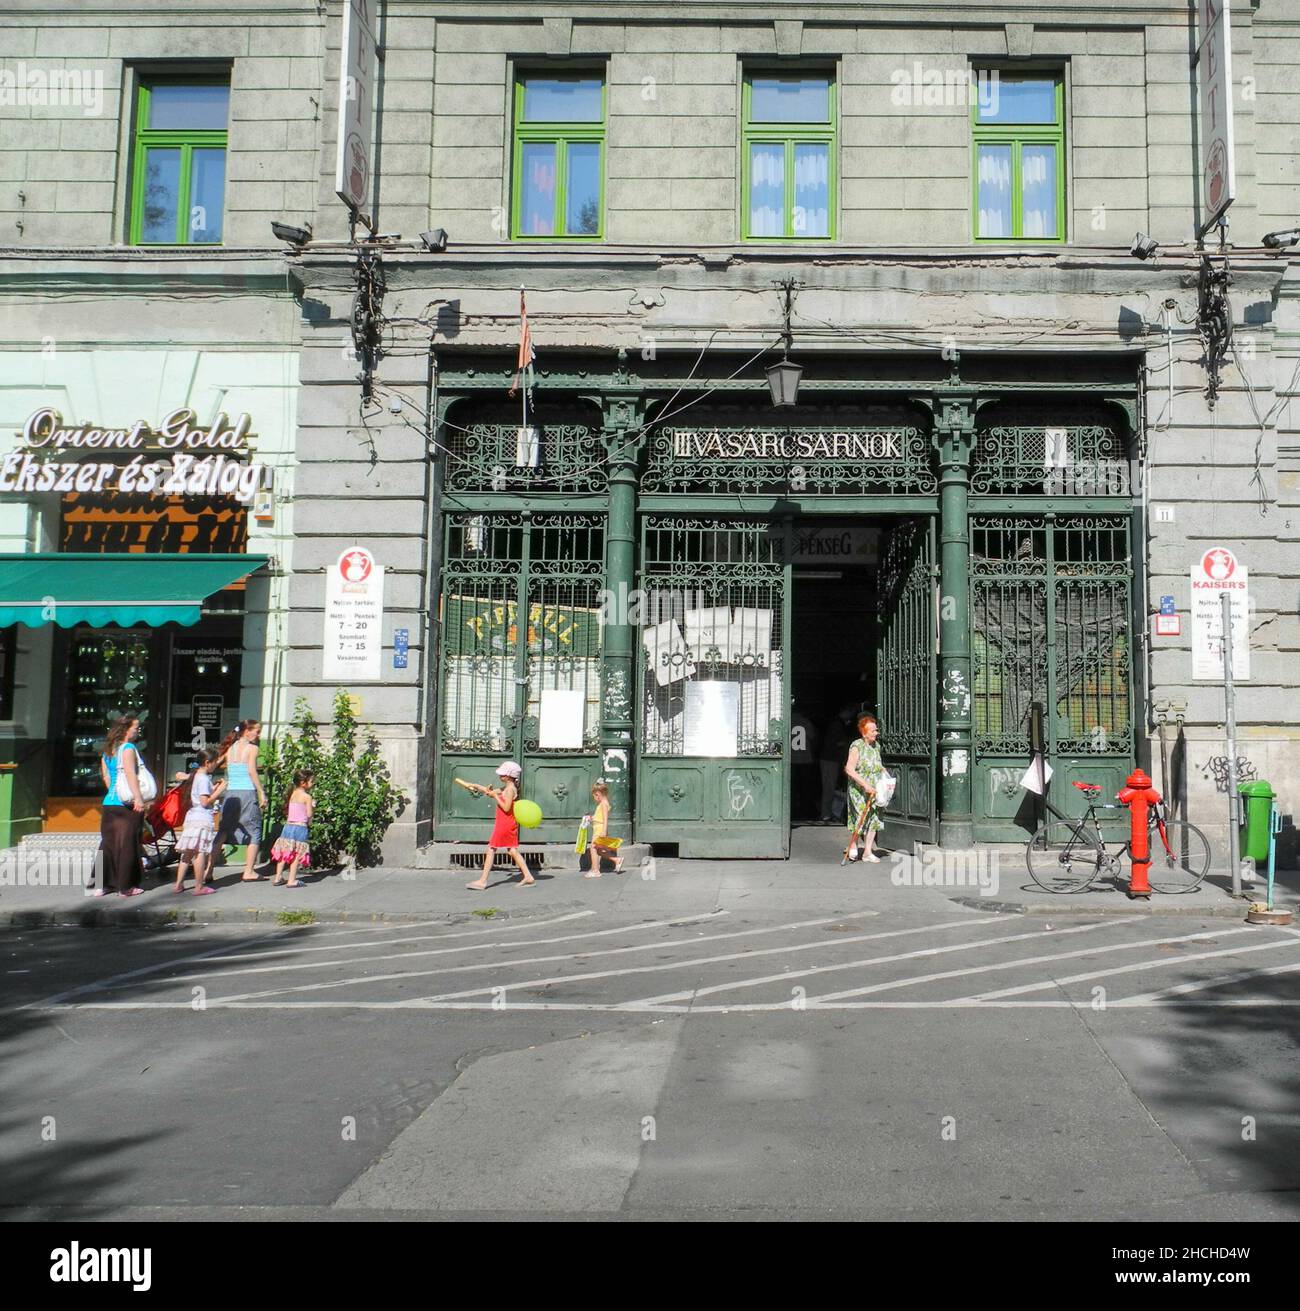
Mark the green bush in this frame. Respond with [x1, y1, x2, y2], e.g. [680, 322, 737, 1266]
[262, 692, 405, 868]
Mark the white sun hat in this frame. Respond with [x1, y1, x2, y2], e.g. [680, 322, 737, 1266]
[495, 760, 522, 779]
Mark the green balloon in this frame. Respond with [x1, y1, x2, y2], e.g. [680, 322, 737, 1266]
[513, 799, 543, 829]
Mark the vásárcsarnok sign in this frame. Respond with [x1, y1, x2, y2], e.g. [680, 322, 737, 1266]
[1, 408, 268, 503]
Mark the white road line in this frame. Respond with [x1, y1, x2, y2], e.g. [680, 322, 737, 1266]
[805, 927, 1259, 1005]
[967, 936, 1298, 1001]
[33, 997, 1300, 1013]
[1118, 958, 1300, 1005]
[87, 909, 721, 989]
[20, 907, 599, 1008]
[221, 908, 598, 949]
[396, 915, 1031, 1007]
[209, 911, 888, 1003]
[625, 916, 1145, 1008]
[41, 911, 726, 1001]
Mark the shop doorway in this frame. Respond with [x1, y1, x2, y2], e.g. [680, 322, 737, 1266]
[789, 516, 938, 848]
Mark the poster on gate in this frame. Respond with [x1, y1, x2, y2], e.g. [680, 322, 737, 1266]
[1191, 545, 1249, 680]
[324, 547, 385, 681]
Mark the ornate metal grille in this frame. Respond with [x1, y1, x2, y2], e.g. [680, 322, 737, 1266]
[877, 519, 935, 760]
[443, 421, 607, 493]
[971, 515, 1132, 756]
[638, 517, 785, 757]
[972, 421, 1129, 495]
[642, 425, 935, 495]
[440, 512, 604, 754]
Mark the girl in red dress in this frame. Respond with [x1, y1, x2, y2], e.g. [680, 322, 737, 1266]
[465, 760, 536, 889]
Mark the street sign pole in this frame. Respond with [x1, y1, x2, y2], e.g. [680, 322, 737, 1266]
[1222, 591, 1241, 897]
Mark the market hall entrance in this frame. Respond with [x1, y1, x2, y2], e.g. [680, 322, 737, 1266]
[788, 518, 937, 849]
[634, 514, 937, 858]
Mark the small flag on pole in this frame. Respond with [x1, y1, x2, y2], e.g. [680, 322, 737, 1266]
[509, 288, 535, 398]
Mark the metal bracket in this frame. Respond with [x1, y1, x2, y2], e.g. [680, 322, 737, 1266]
[1196, 225, 1233, 408]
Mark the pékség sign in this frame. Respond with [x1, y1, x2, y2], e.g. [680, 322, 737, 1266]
[2, 408, 268, 503]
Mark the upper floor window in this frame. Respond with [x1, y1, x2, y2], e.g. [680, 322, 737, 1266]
[131, 78, 229, 245]
[743, 73, 835, 240]
[512, 74, 605, 238]
[972, 74, 1064, 241]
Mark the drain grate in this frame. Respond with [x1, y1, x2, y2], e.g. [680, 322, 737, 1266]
[449, 851, 545, 872]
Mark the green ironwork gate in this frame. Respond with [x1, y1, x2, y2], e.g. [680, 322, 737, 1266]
[876, 518, 938, 845]
[435, 510, 604, 841]
[635, 516, 789, 856]
[970, 513, 1134, 838]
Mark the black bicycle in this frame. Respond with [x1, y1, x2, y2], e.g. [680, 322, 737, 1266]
[1025, 781, 1211, 895]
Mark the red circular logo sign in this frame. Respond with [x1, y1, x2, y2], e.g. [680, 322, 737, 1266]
[339, 548, 373, 583]
[1202, 548, 1235, 581]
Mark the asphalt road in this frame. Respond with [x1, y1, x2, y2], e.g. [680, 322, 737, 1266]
[1, 903, 1297, 1220]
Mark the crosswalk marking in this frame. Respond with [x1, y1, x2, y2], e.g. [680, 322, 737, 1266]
[16, 908, 1300, 1016]
[210, 911, 886, 1004]
[626, 917, 1144, 1008]
[967, 936, 1297, 1001]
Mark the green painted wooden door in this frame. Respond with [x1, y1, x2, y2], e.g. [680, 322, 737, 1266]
[876, 517, 939, 847]
[435, 510, 604, 841]
[635, 516, 790, 856]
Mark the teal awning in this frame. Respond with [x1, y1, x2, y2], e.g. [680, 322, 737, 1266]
[0, 554, 268, 627]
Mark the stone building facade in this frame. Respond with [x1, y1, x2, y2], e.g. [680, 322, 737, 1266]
[1, 1, 1297, 866]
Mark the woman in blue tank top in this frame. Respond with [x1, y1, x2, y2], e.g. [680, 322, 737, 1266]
[216, 719, 266, 882]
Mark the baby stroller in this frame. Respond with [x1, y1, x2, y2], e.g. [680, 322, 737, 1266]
[141, 780, 187, 874]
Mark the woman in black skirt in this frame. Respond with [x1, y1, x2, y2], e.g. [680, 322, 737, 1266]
[95, 715, 146, 897]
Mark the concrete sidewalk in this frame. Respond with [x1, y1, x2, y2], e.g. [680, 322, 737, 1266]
[1, 824, 1293, 927]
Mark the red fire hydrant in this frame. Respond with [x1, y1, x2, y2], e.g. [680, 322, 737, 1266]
[1117, 769, 1161, 899]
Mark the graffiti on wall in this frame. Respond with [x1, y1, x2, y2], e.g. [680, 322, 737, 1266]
[1200, 754, 1258, 794]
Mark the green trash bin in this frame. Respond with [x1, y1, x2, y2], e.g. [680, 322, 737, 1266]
[1239, 780, 1276, 864]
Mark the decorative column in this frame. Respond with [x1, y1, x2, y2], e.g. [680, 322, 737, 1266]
[935, 395, 977, 848]
[598, 393, 646, 840]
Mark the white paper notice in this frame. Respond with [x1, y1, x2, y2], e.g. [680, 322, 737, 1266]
[1020, 754, 1053, 796]
[538, 688, 584, 750]
[684, 606, 733, 661]
[643, 618, 695, 687]
[729, 607, 772, 662]
[683, 681, 739, 757]
[323, 547, 385, 681]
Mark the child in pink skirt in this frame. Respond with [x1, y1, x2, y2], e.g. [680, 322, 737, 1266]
[271, 769, 314, 887]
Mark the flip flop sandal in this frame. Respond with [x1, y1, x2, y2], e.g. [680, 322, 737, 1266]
[192, 887, 217, 896]
[120, 887, 144, 897]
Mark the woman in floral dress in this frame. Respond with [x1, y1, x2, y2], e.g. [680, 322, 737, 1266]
[844, 713, 884, 863]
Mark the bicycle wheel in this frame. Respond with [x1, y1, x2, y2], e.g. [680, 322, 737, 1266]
[1148, 820, 1211, 893]
[1026, 821, 1109, 894]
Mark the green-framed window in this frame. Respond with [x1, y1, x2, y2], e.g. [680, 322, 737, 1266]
[511, 73, 605, 239]
[742, 72, 836, 240]
[971, 74, 1065, 242]
[130, 78, 229, 245]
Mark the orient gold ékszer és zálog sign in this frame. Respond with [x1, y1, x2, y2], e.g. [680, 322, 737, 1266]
[2, 408, 269, 502]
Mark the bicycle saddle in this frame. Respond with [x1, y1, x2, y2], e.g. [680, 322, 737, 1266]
[1071, 781, 1102, 794]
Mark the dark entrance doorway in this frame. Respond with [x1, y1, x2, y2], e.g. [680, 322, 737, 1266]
[788, 521, 881, 825]
[788, 516, 938, 846]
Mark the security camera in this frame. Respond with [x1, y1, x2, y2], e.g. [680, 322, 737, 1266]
[1130, 232, 1159, 261]
[271, 221, 312, 246]
[419, 228, 449, 253]
[1262, 228, 1300, 249]
[387, 396, 402, 415]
